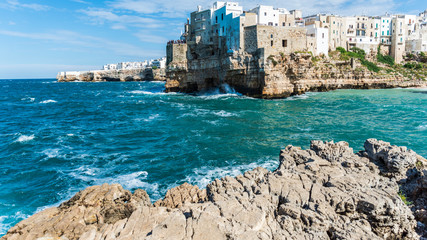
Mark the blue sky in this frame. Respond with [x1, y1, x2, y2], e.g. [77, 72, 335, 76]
[0, 0, 425, 79]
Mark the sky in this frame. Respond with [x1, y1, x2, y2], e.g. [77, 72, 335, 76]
[0, 0, 425, 79]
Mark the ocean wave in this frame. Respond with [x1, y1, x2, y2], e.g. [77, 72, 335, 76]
[213, 110, 237, 117]
[14, 134, 35, 143]
[39, 100, 57, 104]
[21, 97, 35, 102]
[297, 127, 313, 132]
[183, 158, 278, 189]
[129, 90, 176, 95]
[69, 167, 158, 194]
[417, 124, 427, 130]
[0, 211, 29, 236]
[42, 148, 62, 158]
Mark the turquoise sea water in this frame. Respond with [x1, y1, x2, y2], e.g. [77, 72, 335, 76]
[0, 79, 426, 235]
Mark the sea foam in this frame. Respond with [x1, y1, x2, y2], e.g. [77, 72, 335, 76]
[15, 134, 35, 143]
[40, 100, 57, 104]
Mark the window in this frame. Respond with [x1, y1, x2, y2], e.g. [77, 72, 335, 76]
[216, 16, 218, 23]
[375, 32, 377, 37]
[271, 40, 273, 46]
[333, 21, 335, 24]
[387, 20, 389, 23]
[376, 23, 378, 28]
[222, 26, 224, 34]
[382, 31, 384, 35]
[322, 33, 325, 38]
[282, 40, 287, 47]
[264, 12, 267, 16]
[289, 23, 291, 26]
[221, 14, 224, 21]
[387, 30, 389, 35]
[275, 23, 278, 26]
[283, 23, 285, 26]
[271, 34, 273, 38]
[383, 20, 384, 23]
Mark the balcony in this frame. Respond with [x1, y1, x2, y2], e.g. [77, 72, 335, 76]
[194, 18, 207, 23]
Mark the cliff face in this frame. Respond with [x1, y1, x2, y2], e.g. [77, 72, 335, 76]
[165, 50, 426, 98]
[57, 68, 166, 82]
[2, 139, 426, 240]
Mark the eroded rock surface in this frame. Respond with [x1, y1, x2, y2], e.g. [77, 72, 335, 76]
[2, 139, 426, 240]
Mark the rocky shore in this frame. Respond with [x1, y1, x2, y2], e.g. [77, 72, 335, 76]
[165, 51, 427, 98]
[2, 139, 426, 239]
[57, 68, 166, 82]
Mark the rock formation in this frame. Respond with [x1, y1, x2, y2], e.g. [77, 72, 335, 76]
[57, 68, 166, 82]
[165, 50, 427, 98]
[2, 139, 426, 240]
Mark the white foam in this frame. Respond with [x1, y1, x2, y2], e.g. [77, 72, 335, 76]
[0, 211, 29, 236]
[21, 97, 35, 102]
[42, 148, 62, 158]
[213, 110, 237, 117]
[184, 158, 278, 189]
[15, 134, 35, 143]
[129, 90, 176, 95]
[417, 124, 427, 130]
[144, 114, 160, 122]
[0, 215, 7, 235]
[297, 127, 313, 132]
[69, 166, 158, 193]
[40, 100, 57, 104]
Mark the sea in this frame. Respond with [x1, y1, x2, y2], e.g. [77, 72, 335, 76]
[0, 79, 426, 235]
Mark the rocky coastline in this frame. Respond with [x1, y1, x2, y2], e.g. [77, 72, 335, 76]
[57, 68, 166, 82]
[165, 50, 427, 99]
[2, 139, 426, 239]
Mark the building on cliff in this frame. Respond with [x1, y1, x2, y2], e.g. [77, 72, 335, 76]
[164, 2, 427, 98]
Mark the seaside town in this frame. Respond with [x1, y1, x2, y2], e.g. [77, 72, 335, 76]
[3, 1, 427, 240]
[164, 2, 427, 98]
[171, 2, 427, 62]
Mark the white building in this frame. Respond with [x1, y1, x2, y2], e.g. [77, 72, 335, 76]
[150, 57, 167, 69]
[248, 5, 289, 26]
[306, 25, 329, 55]
[103, 64, 118, 70]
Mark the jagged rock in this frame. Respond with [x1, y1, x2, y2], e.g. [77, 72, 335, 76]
[364, 138, 418, 175]
[2, 139, 426, 239]
[154, 183, 207, 208]
[166, 50, 427, 98]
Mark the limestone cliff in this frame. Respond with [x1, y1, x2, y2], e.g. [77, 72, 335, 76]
[2, 139, 427, 240]
[57, 68, 166, 82]
[165, 49, 427, 98]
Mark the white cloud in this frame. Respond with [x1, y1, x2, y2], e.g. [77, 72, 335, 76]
[80, 8, 162, 28]
[4, 0, 50, 11]
[134, 30, 168, 44]
[107, 0, 398, 17]
[8, 21, 16, 25]
[71, 0, 90, 4]
[0, 29, 164, 58]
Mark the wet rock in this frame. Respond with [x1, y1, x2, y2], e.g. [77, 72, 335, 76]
[2, 139, 426, 239]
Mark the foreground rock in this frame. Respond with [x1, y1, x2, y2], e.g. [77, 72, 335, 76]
[2, 139, 426, 239]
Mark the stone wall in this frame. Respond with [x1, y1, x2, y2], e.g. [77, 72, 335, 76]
[166, 43, 188, 66]
[244, 25, 308, 56]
